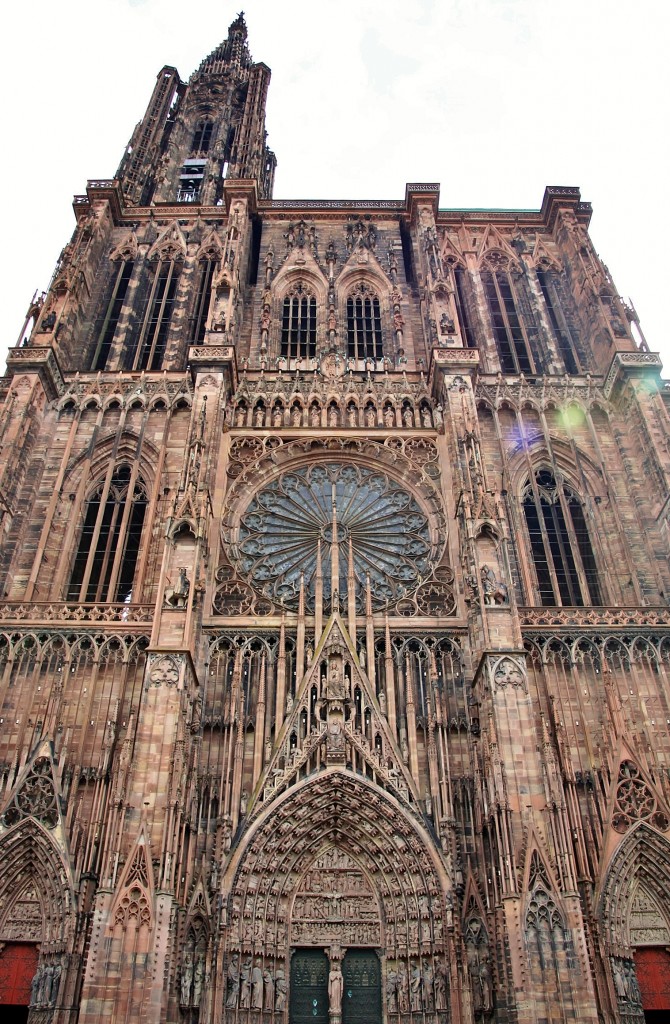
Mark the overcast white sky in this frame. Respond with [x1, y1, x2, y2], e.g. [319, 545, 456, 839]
[1, 0, 668, 374]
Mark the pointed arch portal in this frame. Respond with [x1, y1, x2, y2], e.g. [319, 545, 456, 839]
[220, 769, 454, 1024]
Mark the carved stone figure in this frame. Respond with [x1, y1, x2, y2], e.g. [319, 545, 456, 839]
[386, 968, 398, 1013]
[239, 958, 252, 1008]
[30, 966, 43, 1006]
[263, 968, 274, 1010]
[181, 952, 193, 1005]
[251, 960, 264, 1009]
[410, 961, 423, 1011]
[226, 954, 240, 1008]
[397, 962, 409, 1012]
[402, 407, 414, 428]
[275, 968, 287, 1011]
[193, 955, 204, 1007]
[328, 964, 344, 1014]
[384, 406, 395, 427]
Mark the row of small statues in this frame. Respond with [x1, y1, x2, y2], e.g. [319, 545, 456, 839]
[387, 959, 450, 1013]
[225, 956, 286, 1011]
[30, 960, 62, 1007]
[234, 400, 443, 430]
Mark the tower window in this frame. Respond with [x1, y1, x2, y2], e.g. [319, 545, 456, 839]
[127, 259, 181, 371]
[178, 160, 205, 203]
[281, 287, 317, 360]
[191, 119, 214, 154]
[536, 269, 581, 375]
[346, 287, 383, 362]
[189, 259, 217, 341]
[522, 470, 601, 606]
[482, 268, 534, 375]
[67, 464, 148, 604]
[453, 267, 477, 348]
[90, 259, 134, 371]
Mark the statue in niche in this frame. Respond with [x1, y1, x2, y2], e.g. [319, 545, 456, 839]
[384, 406, 395, 427]
[251, 960, 264, 1009]
[254, 406, 265, 427]
[193, 955, 205, 1007]
[239, 958, 252, 1008]
[386, 967, 398, 1012]
[434, 961, 448, 1010]
[275, 968, 287, 1011]
[480, 565, 508, 606]
[402, 407, 414, 428]
[181, 952, 194, 1005]
[328, 963, 344, 1014]
[410, 962, 423, 1011]
[263, 968, 274, 1010]
[226, 955, 240, 1007]
[397, 963, 409, 1013]
[165, 567, 190, 609]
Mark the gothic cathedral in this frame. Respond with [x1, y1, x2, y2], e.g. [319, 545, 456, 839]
[1, 14, 669, 1024]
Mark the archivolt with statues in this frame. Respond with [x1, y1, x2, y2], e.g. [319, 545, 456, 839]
[217, 769, 457, 1024]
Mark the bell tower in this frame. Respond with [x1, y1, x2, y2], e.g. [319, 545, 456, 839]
[116, 12, 276, 208]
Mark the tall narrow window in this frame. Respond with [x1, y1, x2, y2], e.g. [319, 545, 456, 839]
[453, 267, 477, 348]
[127, 258, 181, 371]
[67, 464, 148, 603]
[482, 268, 534, 374]
[189, 259, 217, 341]
[536, 269, 581, 375]
[281, 285, 317, 360]
[346, 286, 383, 362]
[191, 119, 214, 154]
[522, 470, 601, 606]
[90, 259, 134, 371]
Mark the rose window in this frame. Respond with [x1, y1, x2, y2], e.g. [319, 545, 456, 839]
[235, 463, 431, 611]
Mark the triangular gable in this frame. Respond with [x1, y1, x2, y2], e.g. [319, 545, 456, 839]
[110, 230, 139, 262]
[250, 613, 419, 815]
[531, 235, 562, 272]
[148, 221, 187, 261]
[336, 244, 392, 292]
[477, 224, 520, 268]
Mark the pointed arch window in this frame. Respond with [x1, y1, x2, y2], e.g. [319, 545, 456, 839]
[191, 119, 214, 154]
[67, 464, 148, 603]
[481, 262, 534, 374]
[90, 257, 134, 371]
[126, 256, 182, 370]
[189, 257, 217, 341]
[536, 269, 582, 375]
[281, 283, 317, 360]
[346, 284, 383, 362]
[522, 470, 601, 606]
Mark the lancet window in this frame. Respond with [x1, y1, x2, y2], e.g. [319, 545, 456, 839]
[90, 258, 134, 371]
[346, 284, 383, 362]
[189, 258, 217, 341]
[126, 258, 181, 370]
[481, 267, 534, 374]
[522, 470, 601, 607]
[67, 464, 148, 604]
[191, 119, 214, 154]
[280, 283, 317, 360]
[536, 269, 581, 375]
[453, 267, 477, 348]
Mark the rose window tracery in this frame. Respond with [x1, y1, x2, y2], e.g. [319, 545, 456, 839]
[235, 463, 431, 612]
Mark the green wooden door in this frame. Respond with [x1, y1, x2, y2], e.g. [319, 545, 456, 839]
[290, 950, 329, 1024]
[342, 950, 382, 1024]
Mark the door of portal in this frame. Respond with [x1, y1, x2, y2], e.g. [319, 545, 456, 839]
[342, 950, 382, 1024]
[290, 950, 329, 1024]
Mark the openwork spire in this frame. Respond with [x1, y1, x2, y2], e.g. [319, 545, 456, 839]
[193, 12, 252, 79]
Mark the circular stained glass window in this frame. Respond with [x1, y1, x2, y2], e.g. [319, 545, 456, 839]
[235, 462, 431, 611]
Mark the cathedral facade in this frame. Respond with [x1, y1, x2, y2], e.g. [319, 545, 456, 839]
[1, 14, 670, 1024]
